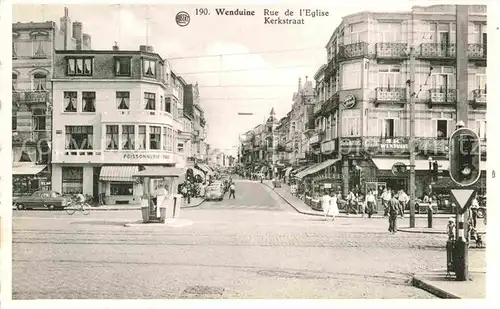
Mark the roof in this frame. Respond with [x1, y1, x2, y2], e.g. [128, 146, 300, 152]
[13, 21, 57, 31]
[55, 49, 164, 61]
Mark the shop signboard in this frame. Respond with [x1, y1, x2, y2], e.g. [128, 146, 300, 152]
[379, 137, 409, 153]
[324, 183, 332, 189]
[103, 151, 174, 164]
[391, 162, 407, 176]
[320, 140, 336, 154]
[339, 138, 362, 154]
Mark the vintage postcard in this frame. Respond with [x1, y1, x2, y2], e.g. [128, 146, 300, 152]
[4, 0, 497, 304]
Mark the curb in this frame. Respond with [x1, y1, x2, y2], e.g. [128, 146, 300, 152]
[397, 228, 447, 234]
[411, 276, 460, 299]
[261, 182, 323, 217]
[180, 199, 206, 209]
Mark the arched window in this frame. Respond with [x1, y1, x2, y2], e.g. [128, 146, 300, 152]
[33, 73, 47, 91]
[12, 73, 18, 90]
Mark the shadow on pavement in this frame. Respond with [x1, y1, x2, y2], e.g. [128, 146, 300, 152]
[70, 220, 130, 226]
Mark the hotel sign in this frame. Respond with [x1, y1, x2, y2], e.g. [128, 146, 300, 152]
[339, 138, 362, 154]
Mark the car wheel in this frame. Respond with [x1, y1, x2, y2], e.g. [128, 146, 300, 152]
[16, 204, 25, 210]
[47, 204, 56, 211]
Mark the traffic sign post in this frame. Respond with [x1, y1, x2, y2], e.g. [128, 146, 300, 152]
[449, 127, 480, 282]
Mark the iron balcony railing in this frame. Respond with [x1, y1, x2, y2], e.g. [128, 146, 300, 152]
[468, 44, 487, 59]
[419, 43, 456, 59]
[375, 43, 409, 59]
[12, 130, 51, 143]
[472, 89, 487, 105]
[338, 42, 369, 61]
[429, 88, 456, 104]
[375, 87, 406, 103]
[12, 91, 50, 104]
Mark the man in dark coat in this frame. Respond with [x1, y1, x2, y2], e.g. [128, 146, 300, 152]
[388, 195, 400, 234]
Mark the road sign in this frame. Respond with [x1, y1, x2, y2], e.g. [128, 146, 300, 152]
[450, 189, 475, 213]
[391, 162, 407, 176]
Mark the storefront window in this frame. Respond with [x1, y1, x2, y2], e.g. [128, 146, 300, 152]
[110, 182, 133, 195]
[62, 167, 83, 194]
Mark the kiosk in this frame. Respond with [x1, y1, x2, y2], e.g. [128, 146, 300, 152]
[133, 167, 185, 224]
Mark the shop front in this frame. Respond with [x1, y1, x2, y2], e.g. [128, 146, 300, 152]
[12, 163, 51, 197]
[99, 165, 142, 205]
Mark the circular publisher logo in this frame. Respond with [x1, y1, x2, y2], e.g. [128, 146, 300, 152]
[176, 11, 190, 27]
[343, 94, 356, 109]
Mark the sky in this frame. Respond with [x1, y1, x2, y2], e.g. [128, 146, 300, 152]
[13, 1, 426, 156]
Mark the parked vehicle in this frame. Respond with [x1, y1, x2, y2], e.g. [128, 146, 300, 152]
[477, 196, 486, 218]
[13, 190, 72, 210]
[205, 185, 224, 201]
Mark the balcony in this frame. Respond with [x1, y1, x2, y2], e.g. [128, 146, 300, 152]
[337, 42, 369, 61]
[309, 133, 322, 145]
[52, 150, 103, 164]
[12, 130, 51, 144]
[418, 43, 456, 60]
[471, 89, 487, 108]
[13, 91, 50, 105]
[374, 87, 406, 107]
[428, 88, 456, 107]
[200, 117, 206, 127]
[303, 119, 316, 137]
[324, 57, 337, 78]
[375, 43, 409, 60]
[468, 44, 487, 61]
[313, 100, 324, 115]
[415, 137, 449, 155]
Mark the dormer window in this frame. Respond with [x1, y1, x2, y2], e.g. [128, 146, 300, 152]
[115, 57, 131, 77]
[143, 59, 156, 77]
[67, 57, 93, 76]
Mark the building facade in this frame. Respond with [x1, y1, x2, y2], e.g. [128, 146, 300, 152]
[12, 8, 91, 196]
[306, 4, 486, 197]
[50, 46, 184, 204]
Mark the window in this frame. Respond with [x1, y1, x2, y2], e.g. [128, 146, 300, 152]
[382, 119, 395, 138]
[160, 95, 164, 111]
[341, 62, 362, 90]
[33, 73, 47, 90]
[342, 110, 360, 137]
[32, 109, 46, 131]
[475, 73, 487, 91]
[378, 23, 402, 42]
[12, 73, 17, 90]
[110, 183, 133, 195]
[165, 97, 171, 113]
[63, 92, 78, 112]
[116, 92, 130, 110]
[67, 58, 93, 76]
[163, 127, 167, 150]
[349, 22, 367, 43]
[32, 34, 48, 58]
[122, 125, 135, 150]
[150, 126, 161, 150]
[106, 125, 119, 150]
[62, 167, 83, 194]
[431, 66, 455, 90]
[178, 142, 184, 153]
[115, 57, 131, 76]
[143, 59, 156, 77]
[144, 92, 156, 110]
[476, 121, 487, 139]
[436, 120, 448, 138]
[378, 65, 401, 89]
[138, 126, 146, 150]
[12, 114, 17, 131]
[65, 126, 93, 149]
[82, 92, 96, 112]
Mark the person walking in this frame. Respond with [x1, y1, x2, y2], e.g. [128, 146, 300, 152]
[229, 182, 236, 199]
[470, 195, 479, 228]
[397, 189, 409, 218]
[381, 188, 392, 217]
[328, 191, 339, 222]
[155, 183, 168, 220]
[320, 190, 332, 221]
[388, 195, 400, 234]
[365, 190, 376, 218]
[346, 190, 356, 215]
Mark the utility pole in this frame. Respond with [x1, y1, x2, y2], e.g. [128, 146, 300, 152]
[408, 45, 416, 228]
[455, 4, 469, 280]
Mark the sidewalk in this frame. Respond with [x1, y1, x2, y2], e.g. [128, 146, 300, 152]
[412, 269, 486, 298]
[263, 181, 454, 219]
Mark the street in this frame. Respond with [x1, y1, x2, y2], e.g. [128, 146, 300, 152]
[12, 180, 485, 299]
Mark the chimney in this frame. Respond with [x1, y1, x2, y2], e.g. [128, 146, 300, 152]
[60, 7, 72, 50]
[82, 33, 91, 50]
[72, 21, 83, 50]
[139, 45, 154, 53]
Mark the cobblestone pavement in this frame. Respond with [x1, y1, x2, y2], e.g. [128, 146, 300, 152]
[12, 182, 485, 299]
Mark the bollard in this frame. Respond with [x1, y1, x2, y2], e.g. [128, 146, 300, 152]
[455, 214, 468, 281]
[427, 206, 433, 228]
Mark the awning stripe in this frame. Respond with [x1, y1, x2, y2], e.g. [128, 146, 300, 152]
[12, 163, 47, 175]
[295, 162, 323, 179]
[284, 167, 294, 177]
[100, 165, 139, 182]
[302, 158, 340, 177]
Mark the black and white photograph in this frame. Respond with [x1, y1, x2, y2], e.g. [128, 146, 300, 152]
[5, 0, 496, 302]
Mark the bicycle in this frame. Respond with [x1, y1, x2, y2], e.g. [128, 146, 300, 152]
[65, 201, 91, 215]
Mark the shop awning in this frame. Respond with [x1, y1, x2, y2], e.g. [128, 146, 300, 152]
[12, 163, 47, 175]
[284, 167, 294, 177]
[295, 162, 323, 179]
[133, 167, 185, 177]
[302, 158, 340, 177]
[291, 165, 309, 176]
[100, 165, 139, 182]
[197, 164, 214, 175]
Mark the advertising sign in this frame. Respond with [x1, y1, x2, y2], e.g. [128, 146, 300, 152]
[339, 138, 362, 153]
[342, 94, 356, 109]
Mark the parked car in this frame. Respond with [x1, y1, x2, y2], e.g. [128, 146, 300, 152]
[205, 185, 224, 201]
[13, 190, 72, 210]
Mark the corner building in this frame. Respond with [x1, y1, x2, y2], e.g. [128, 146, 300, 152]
[308, 5, 486, 198]
[51, 45, 183, 204]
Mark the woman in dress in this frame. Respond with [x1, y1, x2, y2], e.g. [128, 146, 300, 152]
[328, 192, 340, 221]
[155, 183, 168, 219]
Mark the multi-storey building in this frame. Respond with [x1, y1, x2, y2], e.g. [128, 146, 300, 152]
[275, 113, 293, 178]
[12, 8, 91, 196]
[304, 4, 486, 197]
[175, 76, 193, 163]
[50, 45, 184, 204]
